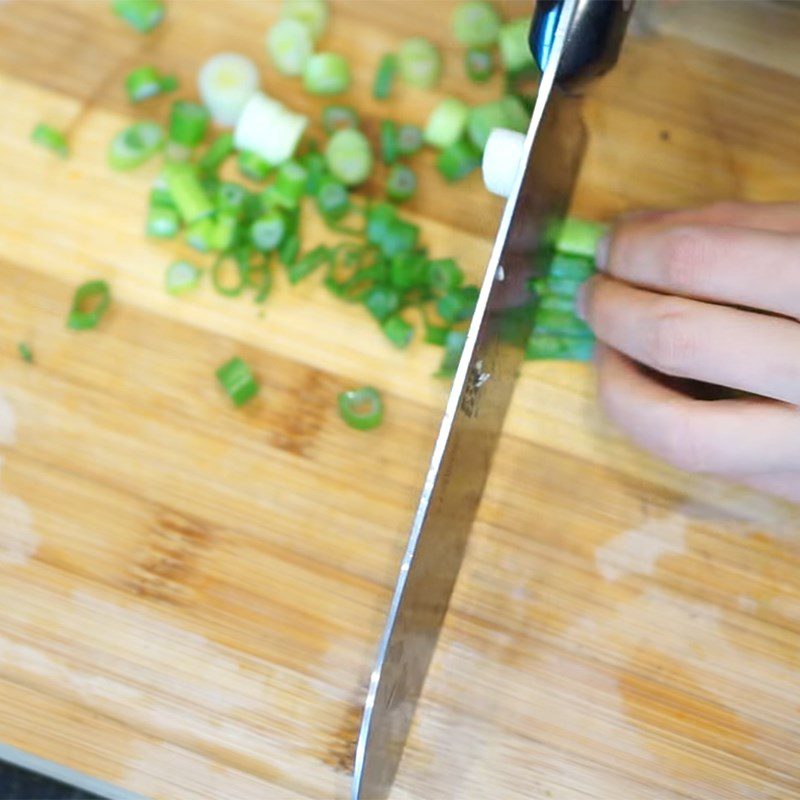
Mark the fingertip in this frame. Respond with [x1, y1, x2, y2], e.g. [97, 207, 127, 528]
[595, 232, 611, 271]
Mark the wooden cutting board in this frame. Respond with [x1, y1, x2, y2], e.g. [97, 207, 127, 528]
[0, 2, 798, 798]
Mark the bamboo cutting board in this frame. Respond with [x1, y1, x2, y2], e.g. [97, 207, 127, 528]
[0, 2, 799, 798]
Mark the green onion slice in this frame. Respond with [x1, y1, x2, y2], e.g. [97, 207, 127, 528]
[322, 104, 360, 134]
[337, 386, 384, 431]
[168, 100, 210, 148]
[267, 17, 314, 76]
[108, 121, 165, 170]
[397, 37, 442, 89]
[385, 164, 417, 203]
[31, 123, 69, 158]
[111, 0, 165, 33]
[303, 52, 351, 95]
[325, 128, 373, 186]
[67, 280, 111, 331]
[166, 260, 202, 295]
[216, 356, 259, 406]
[373, 54, 397, 100]
[452, 1, 501, 47]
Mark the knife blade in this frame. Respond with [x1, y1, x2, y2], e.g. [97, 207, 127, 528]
[351, 1, 629, 796]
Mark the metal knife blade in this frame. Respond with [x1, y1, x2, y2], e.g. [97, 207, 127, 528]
[352, 3, 586, 797]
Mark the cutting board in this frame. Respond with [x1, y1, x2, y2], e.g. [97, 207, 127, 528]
[0, 2, 799, 798]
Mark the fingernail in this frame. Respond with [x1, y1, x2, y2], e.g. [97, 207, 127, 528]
[595, 233, 611, 271]
[575, 282, 588, 321]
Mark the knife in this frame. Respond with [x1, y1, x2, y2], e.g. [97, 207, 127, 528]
[352, 3, 635, 798]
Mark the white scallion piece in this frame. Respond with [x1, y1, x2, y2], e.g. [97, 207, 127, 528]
[234, 91, 309, 166]
[482, 128, 525, 198]
[198, 53, 260, 127]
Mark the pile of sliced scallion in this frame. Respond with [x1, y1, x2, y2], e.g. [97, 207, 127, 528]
[33, 0, 602, 429]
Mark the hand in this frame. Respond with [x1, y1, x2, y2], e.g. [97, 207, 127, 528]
[578, 201, 800, 503]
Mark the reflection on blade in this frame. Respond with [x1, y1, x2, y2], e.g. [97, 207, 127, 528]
[352, 4, 585, 799]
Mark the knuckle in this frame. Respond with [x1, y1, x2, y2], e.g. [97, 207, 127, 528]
[646, 301, 696, 375]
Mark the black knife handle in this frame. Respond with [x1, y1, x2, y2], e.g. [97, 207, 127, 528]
[531, 0, 635, 92]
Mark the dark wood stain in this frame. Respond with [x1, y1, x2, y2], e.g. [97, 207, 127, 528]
[269, 368, 334, 457]
[127, 510, 211, 604]
[323, 698, 364, 774]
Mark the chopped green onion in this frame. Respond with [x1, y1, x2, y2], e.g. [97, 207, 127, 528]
[452, 1, 501, 47]
[325, 128, 373, 186]
[270, 160, 309, 209]
[166, 260, 202, 295]
[212, 250, 251, 297]
[366, 203, 396, 245]
[437, 285, 479, 323]
[267, 18, 314, 76]
[216, 356, 259, 406]
[238, 149, 272, 182]
[379, 218, 419, 258]
[322, 105, 360, 134]
[198, 53, 260, 127]
[373, 54, 397, 100]
[423, 321, 450, 346]
[465, 47, 494, 82]
[280, 233, 301, 266]
[111, 0, 164, 33]
[338, 386, 383, 431]
[234, 92, 309, 166]
[211, 211, 240, 251]
[532, 276, 583, 298]
[385, 164, 417, 203]
[538, 294, 575, 312]
[396, 124, 423, 157]
[149, 184, 175, 208]
[280, 0, 329, 41]
[198, 132, 235, 175]
[31, 123, 69, 158]
[163, 162, 213, 223]
[250, 211, 286, 252]
[186, 217, 215, 252]
[67, 280, 111, 331]
[436, 138, 481, 181]
[556, 218, 608, 259]
[108, 121, 164, 170]
[302, 150, 329, 194]
[526, 335, 594, 362]
[125, 65, 177, 102]
[382, 315, 414, 349]
[316, 178, 350, 220]
[501, 94, 531, 132]
[303, 52, 351, 95]
[426, 258, 463, 293]
[467, 98, 523, 152]
[252, 261, 273, 303]
[17, 342, 34, 364]
[390, 251, 427, 289]
[364, 285, 401, 322]
[287, 244, 332, 284]
[397, 37, 442, 89]
[533, 308, 592, 337]
[380, 120, 399, 165]
[435, 330, 467, 378]
[549, 253, 595, 280]
[424, 97, 469, 150]
[216, 181, 249, 213]
[499, 19, 535, 73]
[147, 205, 180, 238]
[169, 100, 210, 148]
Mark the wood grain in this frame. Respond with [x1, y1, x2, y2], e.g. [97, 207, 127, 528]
[0, 1, 798, 799]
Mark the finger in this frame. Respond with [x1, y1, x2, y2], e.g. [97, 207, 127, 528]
[582, 276, 800, 405]
[596, 220, 800, 319]
[615, 201, 800, 234]
[595, 345, 800, 474]
[738, 473, 800, 505]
